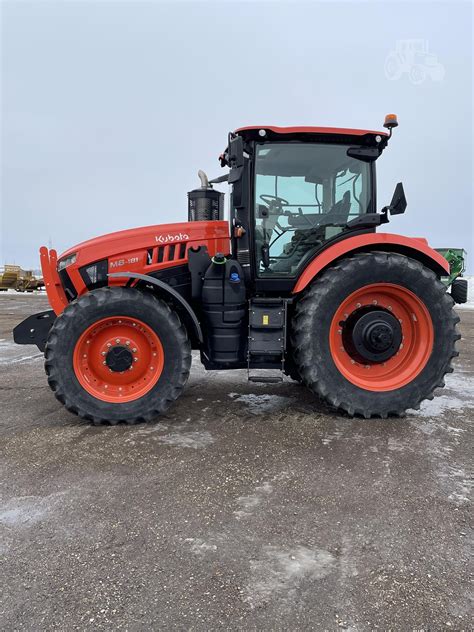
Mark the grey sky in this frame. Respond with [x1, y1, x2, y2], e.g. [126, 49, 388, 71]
[1, 0, 473, 270]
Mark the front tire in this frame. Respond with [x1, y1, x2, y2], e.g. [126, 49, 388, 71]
[292, 253, 460, 418]
[45, 287, 192, 424]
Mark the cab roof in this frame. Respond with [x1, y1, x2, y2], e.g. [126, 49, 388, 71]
[235, 125, 389, 147]
[236, 125, 388, 137]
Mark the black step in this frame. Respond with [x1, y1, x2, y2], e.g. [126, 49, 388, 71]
[248, 375, 283, 384]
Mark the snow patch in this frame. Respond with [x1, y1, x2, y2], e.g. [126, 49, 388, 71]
[0, 493, 66, 527]
[439, 465, 472, 506]
[228, 393, 291, 415]
[409, 370, 474, 418]
[184, 537, 217, 555]
[0, 338, 43, 365]
[235, 481, 273, 518]
[245, 545, 335, 608]
[157, 430, 215, 449]
[234, 473, 289, 519]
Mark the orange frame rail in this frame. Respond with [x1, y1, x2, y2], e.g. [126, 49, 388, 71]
[40, 247, 69, 315]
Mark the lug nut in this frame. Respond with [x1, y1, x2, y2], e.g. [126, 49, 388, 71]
[101, 351, 106, 356]
[126, 341, 130, 346]
[115, 338, 120, 344]
[132, 347, 137, 353]
[103, 361, 106, 365]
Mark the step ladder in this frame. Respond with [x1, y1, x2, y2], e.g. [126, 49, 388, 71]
[247, 298, 288, 383]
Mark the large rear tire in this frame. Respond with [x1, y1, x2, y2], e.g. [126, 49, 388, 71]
[45, 287, 192, 424]
[292, 253, 460, 418]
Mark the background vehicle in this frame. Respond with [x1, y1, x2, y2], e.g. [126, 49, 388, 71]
[0, 265, 44, 292]
[14, 115, 467, 424]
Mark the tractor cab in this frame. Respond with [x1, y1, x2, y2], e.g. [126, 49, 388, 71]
[217, 123, 395, 290]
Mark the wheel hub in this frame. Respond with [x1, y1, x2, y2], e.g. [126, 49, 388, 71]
[105, 345, 134, 372]
[344, 309, 402, 363]
[73, 316, 164, 403]
[330, 283, 434, 392]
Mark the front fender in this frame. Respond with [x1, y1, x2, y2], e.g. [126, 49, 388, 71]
[292, 233, 450, 294]
[108, 271, 203, 344]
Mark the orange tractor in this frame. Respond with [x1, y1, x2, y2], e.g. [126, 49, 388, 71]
[14, 115, 466, 424]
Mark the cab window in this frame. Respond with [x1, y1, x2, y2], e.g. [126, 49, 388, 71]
[254, 142, 371, 276]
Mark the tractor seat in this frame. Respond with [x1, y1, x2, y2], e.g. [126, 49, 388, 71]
[324, 190, 352, 225]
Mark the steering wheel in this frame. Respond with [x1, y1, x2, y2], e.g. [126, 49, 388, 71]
[260, 194, 289, 209]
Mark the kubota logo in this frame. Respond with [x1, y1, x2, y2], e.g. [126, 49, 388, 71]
[155, 232, 189, 244]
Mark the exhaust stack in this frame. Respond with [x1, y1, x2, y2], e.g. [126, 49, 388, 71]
[187, 171, 224, 222]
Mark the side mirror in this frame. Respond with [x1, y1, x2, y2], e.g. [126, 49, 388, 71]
[388, 182, 407, 215]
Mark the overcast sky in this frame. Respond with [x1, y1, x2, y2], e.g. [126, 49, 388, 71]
[1, 0, 473, 270]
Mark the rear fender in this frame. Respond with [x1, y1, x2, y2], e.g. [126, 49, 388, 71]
[108, 271, 203, 344]
[292, 233, 450, 294]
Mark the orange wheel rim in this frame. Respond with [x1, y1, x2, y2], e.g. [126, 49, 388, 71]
[329, 283, 434, 392]
[73, 316, 164, 403]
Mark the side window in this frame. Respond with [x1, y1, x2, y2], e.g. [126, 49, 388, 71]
[335, 167, 367, 218]
[254, 143, 371, 277]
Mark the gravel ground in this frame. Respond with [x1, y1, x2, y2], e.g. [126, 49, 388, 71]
[0, 292, 472, 631]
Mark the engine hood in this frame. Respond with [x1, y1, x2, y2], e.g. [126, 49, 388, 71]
[58, 220, 229, 268]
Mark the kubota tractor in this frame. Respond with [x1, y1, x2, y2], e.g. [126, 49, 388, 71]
[14, 115, 468, 423]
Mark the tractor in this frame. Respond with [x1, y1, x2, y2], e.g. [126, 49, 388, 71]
[14, 115, 468, 424]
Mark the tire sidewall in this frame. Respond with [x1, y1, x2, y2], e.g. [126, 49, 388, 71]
[46, 288, 190, 421]
[296, 254, 456, 413]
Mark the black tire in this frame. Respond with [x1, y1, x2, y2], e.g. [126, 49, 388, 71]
[451, 278, 468, 304]
[292, 252, 460, 418]
[45, 287, 192, 425]
[284, 359, 303, 383]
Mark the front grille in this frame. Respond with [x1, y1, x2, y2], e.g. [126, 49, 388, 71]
[79, 259, 108, 290]
[147, 243, 188, 266]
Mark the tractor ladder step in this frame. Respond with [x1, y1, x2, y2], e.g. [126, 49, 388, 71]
[248, 374, 283, 384]
[247, 298, 289, 384]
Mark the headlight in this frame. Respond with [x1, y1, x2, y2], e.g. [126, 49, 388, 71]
[57, 253, 77, 271]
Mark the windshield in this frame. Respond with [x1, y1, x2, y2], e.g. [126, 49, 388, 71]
[254, 142, 372, 277]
